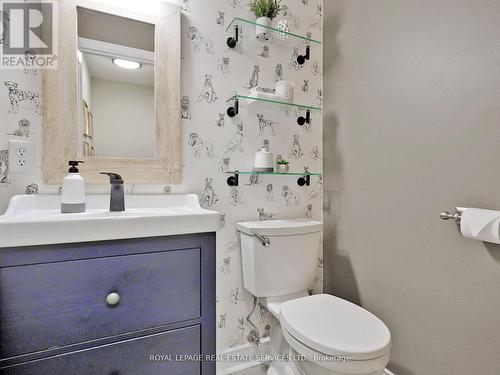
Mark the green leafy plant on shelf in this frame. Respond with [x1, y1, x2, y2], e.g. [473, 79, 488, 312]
[248, 0, 282, 19]
[277, 159, 289, 165]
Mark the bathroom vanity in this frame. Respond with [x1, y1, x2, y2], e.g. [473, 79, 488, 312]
[0, 194, 219, 375]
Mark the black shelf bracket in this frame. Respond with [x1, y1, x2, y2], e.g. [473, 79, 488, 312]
[297, 109, 311, 126]
[297, 174, 311, 187]
[227, 171, 239, 186]
[297, 45, 310, 65]
[227, 25, 239, 48]
[297, 167, 312, 187]
[227, 98, 239, 117]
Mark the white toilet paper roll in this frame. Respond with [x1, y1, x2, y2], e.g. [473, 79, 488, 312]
[460, 208, 500, 244]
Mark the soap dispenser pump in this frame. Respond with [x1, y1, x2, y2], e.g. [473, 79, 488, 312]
[61, 160, 86, 213]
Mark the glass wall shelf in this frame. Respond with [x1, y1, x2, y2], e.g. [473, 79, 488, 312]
[227, 171, 322, 176]
[226, 17, 321, 48]
[226, 170, 322, 187]
[226, 94, 321, 112]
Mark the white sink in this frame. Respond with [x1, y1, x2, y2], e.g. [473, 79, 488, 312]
[0, 194, 221, 248]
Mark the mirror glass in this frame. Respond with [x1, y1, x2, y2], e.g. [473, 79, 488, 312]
[77, 8, 155, 159]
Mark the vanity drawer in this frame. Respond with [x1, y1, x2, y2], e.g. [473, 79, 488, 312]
[1, 326, 201, 375]
[0, 248, 201, 359]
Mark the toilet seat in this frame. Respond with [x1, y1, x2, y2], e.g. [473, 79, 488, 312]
[280, 294, 391, 361]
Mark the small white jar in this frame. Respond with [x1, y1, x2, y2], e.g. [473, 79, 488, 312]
[256, 17, 272, 40]
[275, 80, 295, 103]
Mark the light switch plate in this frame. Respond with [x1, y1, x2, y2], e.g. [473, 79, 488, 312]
[8, 140, 35, 174]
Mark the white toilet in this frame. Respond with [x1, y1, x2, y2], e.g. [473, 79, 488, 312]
[237, 219, 391, 375]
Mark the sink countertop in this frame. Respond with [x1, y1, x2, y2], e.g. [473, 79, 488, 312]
[0, 194, 221, 248]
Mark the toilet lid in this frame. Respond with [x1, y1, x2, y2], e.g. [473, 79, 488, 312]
[280, 294, 391, 360]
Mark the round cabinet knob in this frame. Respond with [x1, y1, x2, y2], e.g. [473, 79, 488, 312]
[106, 292, 120, 308]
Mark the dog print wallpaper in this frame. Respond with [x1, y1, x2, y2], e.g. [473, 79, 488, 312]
[0, 0, 323, 354]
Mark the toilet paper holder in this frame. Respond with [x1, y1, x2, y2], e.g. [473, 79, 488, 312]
[440, 207, 466, 225]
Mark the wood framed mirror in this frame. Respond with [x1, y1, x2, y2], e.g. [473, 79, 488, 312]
[43, 0, 181, 184]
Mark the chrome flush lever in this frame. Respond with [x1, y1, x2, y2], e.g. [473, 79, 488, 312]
[253, 233, 270, 247]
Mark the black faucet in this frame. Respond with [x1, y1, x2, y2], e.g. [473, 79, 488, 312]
[100, 172, 125, 212]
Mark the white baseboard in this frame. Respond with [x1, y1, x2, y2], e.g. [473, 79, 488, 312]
[216, 338, 395, 375]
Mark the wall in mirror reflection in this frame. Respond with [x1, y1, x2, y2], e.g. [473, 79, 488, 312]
[77, 7, 155, 159]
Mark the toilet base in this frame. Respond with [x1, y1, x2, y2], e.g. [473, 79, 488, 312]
[294, 358, 385, 375]
[267, 360, 304, 375]
[267, 359, 385, 375]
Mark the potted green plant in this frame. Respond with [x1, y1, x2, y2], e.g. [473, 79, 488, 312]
[277, 159, 290, 173]
[248, 0, 282, 40]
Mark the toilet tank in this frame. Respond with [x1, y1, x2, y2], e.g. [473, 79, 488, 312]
[237, 219, 322, 297]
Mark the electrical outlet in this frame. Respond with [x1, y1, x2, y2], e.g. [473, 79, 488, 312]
[8, 140, 34, 174]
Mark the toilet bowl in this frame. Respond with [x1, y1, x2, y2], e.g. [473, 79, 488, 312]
[278, 294, 391, 375]
[237, 219, 392, 375]
[262, 293, 390, 375]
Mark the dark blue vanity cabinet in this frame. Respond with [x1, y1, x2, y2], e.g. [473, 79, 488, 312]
[0, 233, 216, 375]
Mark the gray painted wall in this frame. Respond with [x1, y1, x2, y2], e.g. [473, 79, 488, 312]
[324, 1, 500, 374]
